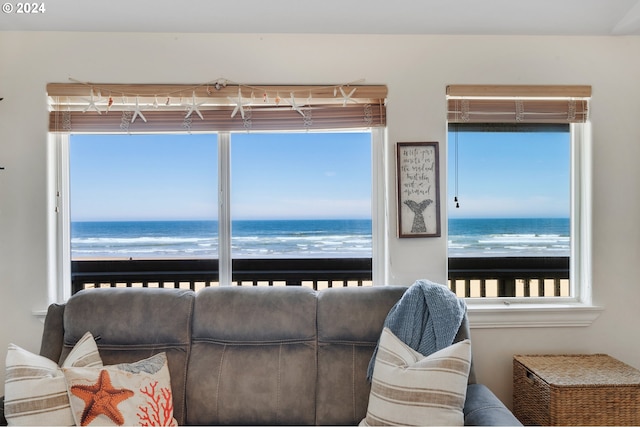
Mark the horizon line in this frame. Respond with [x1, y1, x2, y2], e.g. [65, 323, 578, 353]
[71, 216, 570, 222]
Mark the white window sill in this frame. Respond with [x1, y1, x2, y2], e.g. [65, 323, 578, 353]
[35, 302, 603, 329]
[467, 301, 603, 328]
[33, 309, 48, 323]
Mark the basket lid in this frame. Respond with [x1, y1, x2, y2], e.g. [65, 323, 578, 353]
[514, 354, 640, 386]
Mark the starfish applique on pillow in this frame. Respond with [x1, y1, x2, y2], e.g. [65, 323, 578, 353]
[70, 369, 134, 426]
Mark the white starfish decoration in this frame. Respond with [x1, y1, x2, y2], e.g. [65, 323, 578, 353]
[285, 92, 306, 116]
[228, 88, 251, 119]
[82, 89, 104, 114]
[338, 87, 357, 107]
[185, 91, 204, 120]
[131, 96, 147, 123]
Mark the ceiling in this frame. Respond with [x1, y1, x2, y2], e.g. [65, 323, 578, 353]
[2, 0, 640, 35]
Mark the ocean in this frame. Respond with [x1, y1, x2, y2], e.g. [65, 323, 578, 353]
[70, 217, 570, 260]
[448, 217, 569, 257]
[70, 219, 372, 259]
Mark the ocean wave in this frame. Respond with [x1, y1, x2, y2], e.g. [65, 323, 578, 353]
[72, 236, 216, 246]
[71, 218, 570, 259]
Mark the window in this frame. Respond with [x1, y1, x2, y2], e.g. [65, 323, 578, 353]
[47, 82, 387, 297]
[65, 131, 372, 292]
[447, 124, 571, 298]
[446, 85, 592, 304]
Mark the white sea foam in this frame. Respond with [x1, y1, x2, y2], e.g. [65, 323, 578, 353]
[71, 218, 569, 259]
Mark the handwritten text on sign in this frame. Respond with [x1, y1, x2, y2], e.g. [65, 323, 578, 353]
[399, 145, 435, 199]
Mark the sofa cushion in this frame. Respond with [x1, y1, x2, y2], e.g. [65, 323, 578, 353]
[61, 288, 194, 425]
[316, 286, 407, 425]
[186, 286, 317, 425]
[4, 332, 101, 426]
[361, 328, 471, 426]
[463, 383, 521, 426]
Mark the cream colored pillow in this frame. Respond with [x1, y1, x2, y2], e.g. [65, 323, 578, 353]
[361, 328, 471, 426]
[4, 332, 102, 426]
[63, 352, 177, 426]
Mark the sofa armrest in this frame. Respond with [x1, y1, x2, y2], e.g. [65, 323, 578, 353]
[1, 395, 7, 426]
[464, 384, 522, 426]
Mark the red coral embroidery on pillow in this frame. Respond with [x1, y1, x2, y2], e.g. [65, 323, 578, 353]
[137, 380, 175, 426]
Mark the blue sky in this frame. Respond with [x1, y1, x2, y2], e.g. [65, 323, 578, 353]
[69, 132, 372, 221]
[447, 129, 570, 218]
[70, 129, 569, 222]
[230, 133, 371, 220]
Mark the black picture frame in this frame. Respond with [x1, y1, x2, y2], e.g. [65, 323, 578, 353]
[396, 142, 441, 238]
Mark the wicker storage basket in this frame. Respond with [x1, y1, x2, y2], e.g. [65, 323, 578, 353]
[513, 354, 640, 426]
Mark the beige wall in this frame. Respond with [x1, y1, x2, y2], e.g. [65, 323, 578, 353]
[1, 32, 640, 406]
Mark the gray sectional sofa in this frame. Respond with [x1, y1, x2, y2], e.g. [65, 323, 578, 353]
[1, 285, 521, 425]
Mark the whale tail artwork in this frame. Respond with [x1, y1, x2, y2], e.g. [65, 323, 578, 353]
[404, 199, 433, 233]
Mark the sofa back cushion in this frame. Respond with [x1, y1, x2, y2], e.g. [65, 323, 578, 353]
[187, 286, 317, 425]
[316, 286, 408, 425]
[60, 287, 194, 425]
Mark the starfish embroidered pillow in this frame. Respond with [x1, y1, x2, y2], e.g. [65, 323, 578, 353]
[62, 352, 178, 426]
[360, 328, 471, 426]
[4, 331, 102, 426]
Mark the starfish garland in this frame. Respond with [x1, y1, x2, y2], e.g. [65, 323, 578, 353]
[338, 87, 357, 107]
[70, 370, 134, 426]
[285, 92, 306, 116]
[228, 88, 251, 119]
[131, 96, 147, 123]
[184, 91, 204, 120]
[82, 89, 104, 114]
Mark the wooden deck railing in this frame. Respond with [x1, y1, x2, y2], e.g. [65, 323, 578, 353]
[448, 256, 570, 298]
[71, 256, 569, 297]
[71, 258, 373, 294]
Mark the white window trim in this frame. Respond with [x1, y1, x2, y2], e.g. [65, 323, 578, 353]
[371, 127, 387, 284]
[218, 132, 232, 286]
[467, 302, 602, 328]
[463, 122, 602, 328]
[48, 133, 72, 304]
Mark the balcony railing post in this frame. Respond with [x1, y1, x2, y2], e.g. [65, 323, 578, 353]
[497, 278, 516, 297]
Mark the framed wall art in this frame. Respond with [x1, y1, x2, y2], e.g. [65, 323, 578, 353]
[396, 142, 441, 238]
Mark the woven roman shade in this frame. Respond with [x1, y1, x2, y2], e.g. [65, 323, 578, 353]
[47, 83, 387, 133]
[447, 85, 591, 124]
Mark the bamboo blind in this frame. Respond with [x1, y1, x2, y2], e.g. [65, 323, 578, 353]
[47, 83, 387, 132]
[447, 85, 591, 124]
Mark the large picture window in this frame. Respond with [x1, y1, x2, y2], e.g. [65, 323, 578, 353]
[64, 130, 373, 293]
[47, 82, 386, 296]
[69, 130, 373, 258]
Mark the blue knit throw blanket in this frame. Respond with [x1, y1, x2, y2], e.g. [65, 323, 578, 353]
[367, 279, 467, 381]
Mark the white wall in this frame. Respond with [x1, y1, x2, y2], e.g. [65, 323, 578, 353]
[1, 32, 640, 407]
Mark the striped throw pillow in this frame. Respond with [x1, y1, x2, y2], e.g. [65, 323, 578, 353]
[361, 328, 471, 426]
[4, 332, 102, 426]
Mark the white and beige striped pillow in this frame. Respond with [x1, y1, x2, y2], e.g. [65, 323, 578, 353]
[4, 332, 102, 426]
[361, 328, 471, 426]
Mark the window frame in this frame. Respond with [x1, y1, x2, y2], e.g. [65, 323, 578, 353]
[48, 128, 385, 299]
[447, 123, 572, 299]
[456, 122, 602, 328]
